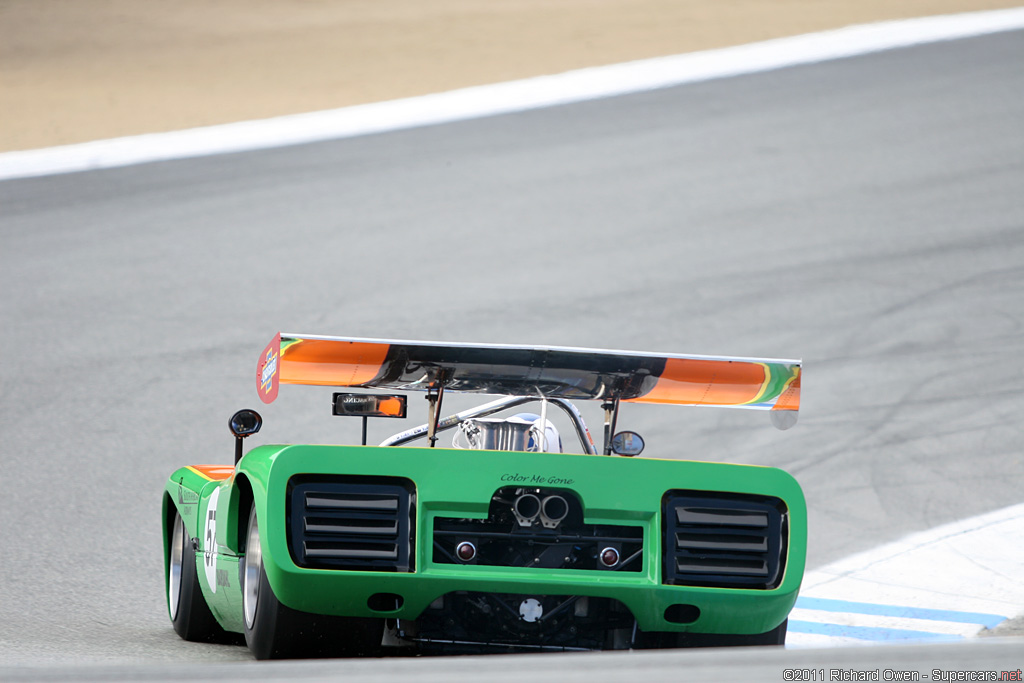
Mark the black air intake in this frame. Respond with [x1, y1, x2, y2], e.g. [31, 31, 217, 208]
[662, 491, 786, 589]
[288, 476, 415, 572]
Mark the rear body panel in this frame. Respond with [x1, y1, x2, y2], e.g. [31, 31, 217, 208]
[164, 444, 805, 637]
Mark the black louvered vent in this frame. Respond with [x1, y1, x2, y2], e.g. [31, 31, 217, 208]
[662, 491, 786, 590]
[288, 476, 415, 572]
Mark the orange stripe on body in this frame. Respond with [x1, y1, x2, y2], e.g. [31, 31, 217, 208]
[186, 465, 235, 481]
[629, 358, 769, 406]
[280, 340, 390, 387]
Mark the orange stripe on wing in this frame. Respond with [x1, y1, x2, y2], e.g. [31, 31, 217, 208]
[280, 339, 390, 387]
[770, 367, 801, 412]
[186, 465, 235, 481]
[628, 358, 769, 406]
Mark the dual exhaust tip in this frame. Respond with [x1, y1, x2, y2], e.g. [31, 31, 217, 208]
[513, 493, 569, 529]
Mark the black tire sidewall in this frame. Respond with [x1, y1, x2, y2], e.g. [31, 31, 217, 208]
[242, 505, 295, 659]
[170, 510, 227, 642]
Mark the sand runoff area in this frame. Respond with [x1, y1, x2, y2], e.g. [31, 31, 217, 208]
[1, 0, 1021, 152]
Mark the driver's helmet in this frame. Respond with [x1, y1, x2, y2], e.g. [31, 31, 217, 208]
[508, 413, 562, 453]
[455, 413, 563, 452]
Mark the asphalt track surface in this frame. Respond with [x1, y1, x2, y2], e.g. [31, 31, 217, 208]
[2, 30, 1023, 678]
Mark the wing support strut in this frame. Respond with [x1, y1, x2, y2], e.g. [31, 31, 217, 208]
[601, 397, 621, 456]
[425, 384, 445, 448]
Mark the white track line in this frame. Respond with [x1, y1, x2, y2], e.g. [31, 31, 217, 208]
[3, 7, 1024, 181]
[787, 502, 1024, 647]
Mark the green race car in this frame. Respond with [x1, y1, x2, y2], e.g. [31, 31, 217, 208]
[163, 333, 804, 659]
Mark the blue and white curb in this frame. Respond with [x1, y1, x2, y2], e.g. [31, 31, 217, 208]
[2, 8, 1024, 181]
[787, 502, 1024, 647]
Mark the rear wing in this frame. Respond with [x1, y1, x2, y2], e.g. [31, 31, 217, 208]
[256, 333, 800, 427]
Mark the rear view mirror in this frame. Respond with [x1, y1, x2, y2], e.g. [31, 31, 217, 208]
[611, 431, 644, 456]
[229, 409, 263, 464]
[230, 409, 263, 438]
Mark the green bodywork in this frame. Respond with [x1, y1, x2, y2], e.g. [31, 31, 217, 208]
[163, 445, 806, 636]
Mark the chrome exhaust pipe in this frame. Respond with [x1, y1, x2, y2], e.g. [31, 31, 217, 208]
[540, 495, 569, 529]
[513, 493, 541, 527]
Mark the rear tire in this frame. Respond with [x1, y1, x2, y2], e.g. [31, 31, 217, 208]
[739, 618, 787, 646]
[634, 619, 787, 649]
[168, 510, 229, 642]
[241, 504, 384, 659]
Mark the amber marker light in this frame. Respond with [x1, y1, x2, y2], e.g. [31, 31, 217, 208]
[377, 397, 405, 417]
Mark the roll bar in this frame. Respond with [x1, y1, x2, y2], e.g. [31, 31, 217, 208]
[379, 396, 598, 455]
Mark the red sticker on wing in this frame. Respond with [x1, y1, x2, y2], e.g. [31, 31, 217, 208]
[257, 332, 281, 403]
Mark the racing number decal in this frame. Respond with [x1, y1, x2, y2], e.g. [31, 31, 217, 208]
[204, 487, 220, 593]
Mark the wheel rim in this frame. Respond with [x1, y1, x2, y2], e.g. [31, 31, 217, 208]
[243, 508, 262, 629]
[168, 513, 184, 620]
